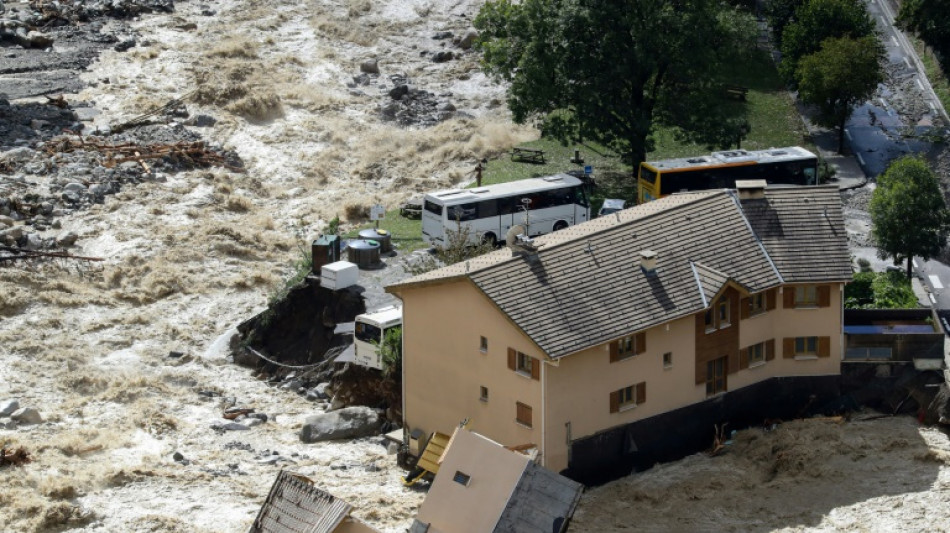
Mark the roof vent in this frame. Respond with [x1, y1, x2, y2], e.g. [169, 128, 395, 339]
[736, 179, 767, 200]
[640, 250, 657, 273]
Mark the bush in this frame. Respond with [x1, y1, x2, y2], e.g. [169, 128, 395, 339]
[845, 270, 918, 308]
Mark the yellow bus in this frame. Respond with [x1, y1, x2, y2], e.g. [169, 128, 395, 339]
[638, 146, 819, 203]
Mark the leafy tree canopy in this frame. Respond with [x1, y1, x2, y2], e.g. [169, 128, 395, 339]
[779, 0, 876, 81]
[870, 156, 950, 278]
[898, 0, 950, 73]
[795, 35, 885, 153]
[764, 0, 805, 42]
[474, 0, 757, 168]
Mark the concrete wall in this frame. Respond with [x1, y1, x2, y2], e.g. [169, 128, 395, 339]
[398, 280, 543, 455]
[414, 430, 528, 533]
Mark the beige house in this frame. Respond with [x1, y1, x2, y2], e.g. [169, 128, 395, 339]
[387, 185, 852, 483]
[410, 428, 583, 533]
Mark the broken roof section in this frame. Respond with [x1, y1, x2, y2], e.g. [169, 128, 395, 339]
[249, 470, 380, 533]
[411, 429, 583, 533]
[388, 186, 851, 359]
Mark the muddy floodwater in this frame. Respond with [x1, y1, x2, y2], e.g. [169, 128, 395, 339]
[2, 0, 950, 531]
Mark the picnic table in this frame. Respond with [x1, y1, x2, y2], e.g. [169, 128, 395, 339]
[511, 147, 545, 164]
[724, 85, 749, 101]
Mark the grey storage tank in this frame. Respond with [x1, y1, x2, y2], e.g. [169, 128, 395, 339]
[347, 239, 381, 269]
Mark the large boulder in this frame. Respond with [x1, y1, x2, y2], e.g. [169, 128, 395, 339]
[0, 399, 19, 417]
[11, 407, 42, 424]
[300, 406, 381, 443]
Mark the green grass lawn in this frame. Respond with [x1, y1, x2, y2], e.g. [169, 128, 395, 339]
[910, 36, 950, 119]
[350, 48, 810, 251]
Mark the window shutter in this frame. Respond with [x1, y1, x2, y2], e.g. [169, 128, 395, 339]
[766, 339, 775, 361]
[783, 337, 795, 358]
[739, 347, 749, 370]
[695, 359, 707, 385]
[507, 348, 516, 371]
[530, 357, 540, 380]
[818, 336, 831, 357]
[766, 289, 776, 310]
[635, 332, 646, 354]
[783, 287, 795, 308]
[609, 340, 619, 363]
[740, 297, 750, 319]
[817, 285, 831, 308]
[636, 382, 646, 405]
[728, 352, 739, 374]
[609, 390, 620, 413]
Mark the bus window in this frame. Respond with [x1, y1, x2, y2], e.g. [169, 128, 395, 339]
[476, 199, 498, 218]
[356, 322, 382, 343]
[447, 204, 477, 222]
[424, 200, 442, 216]
[498, 197, 517, 215]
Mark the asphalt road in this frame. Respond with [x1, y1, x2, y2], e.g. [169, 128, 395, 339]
[839, 0, 946, 179]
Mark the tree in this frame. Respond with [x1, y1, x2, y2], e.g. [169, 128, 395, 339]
[374, 326, 403, 379]
[764, 0, 805, 43]
[795, 35, 884, 153]
[474, 0, 757, 171]
[898, 0, 950, 74]
[870, 156, 950, 278]
[779, 0, 876, 81]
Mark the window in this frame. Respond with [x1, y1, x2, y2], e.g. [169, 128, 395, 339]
[749, 342, 766, 365]
[706, 356, 727, 396]
[516, 352, 533, 375]
[749, 292, 765, 315]
[479, 336, 488, 353]
[480, 386, 489, 402]
[617, 335, 635, 358]
[610, 382, 646, 413]
[704, 309, 715, 333]
[718, 301, 730, 328]
[453, 471, 471, 486]
[663, 352, 673, 369]
[516, 402, 532, 428]
[795, 286, 818, 307]
[610, 332, 646, 362]
[795, 336, 818, 355]
[508, 348, 539, 380]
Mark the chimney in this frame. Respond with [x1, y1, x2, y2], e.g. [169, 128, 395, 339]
[736, 179, 767, 200]
[640, 250, 657, 273]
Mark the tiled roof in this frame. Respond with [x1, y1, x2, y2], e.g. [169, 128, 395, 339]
[741, 187, 852, 282]
[249, 470, 353, 533]
[388, 186, 851, 359]
[494, 461, 584, 533]
[690, 261, 735, 305]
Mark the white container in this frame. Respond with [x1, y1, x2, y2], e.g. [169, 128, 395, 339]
[321, 260, 359, 290]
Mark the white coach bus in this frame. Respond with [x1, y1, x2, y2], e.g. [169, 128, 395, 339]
[421, 174, 591, 247]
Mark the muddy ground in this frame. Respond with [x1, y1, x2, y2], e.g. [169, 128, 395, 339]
[2, 0, 950, 532]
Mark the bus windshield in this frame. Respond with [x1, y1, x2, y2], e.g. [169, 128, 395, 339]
[424, 200, 443, 216]
[355, 322, 382, 343]
[640, 167, 657, 184]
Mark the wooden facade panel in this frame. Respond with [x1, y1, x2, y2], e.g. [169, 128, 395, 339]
[818, 336, 831, 357]
[818, 285, 831, 308]
[694, 288, 740, 384]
